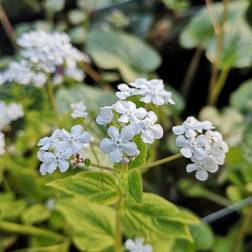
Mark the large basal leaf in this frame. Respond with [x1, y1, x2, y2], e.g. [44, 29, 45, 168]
[230, 79, 252, 114]
[56, 197, 115, 251]
[56, 84, 117, 115]
[122, 193, 192, 242]
[47, 171, 119, 205]
[180, 1, 252, 69]
[128, 170, 143, 204]
[86, 29, 161, 82]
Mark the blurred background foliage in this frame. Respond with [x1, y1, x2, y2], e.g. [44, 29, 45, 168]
[1, 0, 252, 251]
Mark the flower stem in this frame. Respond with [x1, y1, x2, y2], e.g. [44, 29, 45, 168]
[46, 82, 59, 122]
[115, 191, 123, 252]
[209, 67, 230, 105]
[89, 142, 100, 164]
[135, 153, 182, 172]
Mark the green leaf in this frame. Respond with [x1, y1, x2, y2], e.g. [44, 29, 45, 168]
[56, 84, 117, 115]
[47, 171, 119, 205]
[180, 1, 252, 69]
[230, 79, 252, 114]
[86, 29, 161, 82]
[21, 204, 51, 225]
[122, 193, 192, 242]
[0, 200, 26, 221]
[189, 221, 214, 250]
[128, 170, 143, 204]
[56, 197, 115, 251]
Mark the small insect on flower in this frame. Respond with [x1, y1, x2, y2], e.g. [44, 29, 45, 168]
[173, 116, 228, 181]
[37, 125, 91, 175]
[125, 238, 153, 252]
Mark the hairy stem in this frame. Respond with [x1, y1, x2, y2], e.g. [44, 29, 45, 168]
[181, 47, 203, 99]
[206, 0, 229, 105]
[46, 82, 59, 122]
[89, 142, 100, 164]
[209, 67, 230, 105]
[135, 153, 182, 172]
[115, 191, 123, 252]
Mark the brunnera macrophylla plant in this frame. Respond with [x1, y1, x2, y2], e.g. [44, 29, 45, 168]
[35, 78, 228, 251]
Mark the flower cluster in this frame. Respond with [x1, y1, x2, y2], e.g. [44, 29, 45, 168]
[37, 125, 90, 175]
[116, 79, 175, 106]
[71, 101, 88, 119]
[0, 30, 88, 87]
[0, 101, 24, 131]
[0, 101, 24, 156]
[173, 116, 228, 181]
[125, 238, 152, 252]
[96, 100, 164, 163]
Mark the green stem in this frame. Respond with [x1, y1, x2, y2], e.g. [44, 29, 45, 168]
[134, 153, 182, 172]
[209, 68, 230, 105]
[90, 142, 100, 164]
[181, 46, 203, 100]
[115, 190, 123, 252]
[0, 221, 64, 241]
[46, 82, 59, 121]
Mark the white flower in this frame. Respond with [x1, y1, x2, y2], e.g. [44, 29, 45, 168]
[0, 101, 23, 131]
[17, 31, 89, 74]
[71, 101, 88, 119]
[116, 84, 137, 99]
[125, 238, 152, 252]
[0, 60, 47, 87]
[138, 111, 163, 144]
[114, 100, 147, 124]
[173, 116, 228, 181]
[37, 125, 91, 175]
[173, 116, 213, 138]
[0, 132, 5, 156]
[67, 125, 91, 154]
[38, 150, 71, 175]
[116, 79, 175, 106]
[96, 106, 114, 125]
[100, 126, 139, 163]
[186, 156, 219, 181]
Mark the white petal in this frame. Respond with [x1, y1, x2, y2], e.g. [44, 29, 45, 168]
[125, 239, 136, 250]
[107, 126, 119, 141]
[150, 124, 163, 140]
[109, 149, 123, 163]
[58, 160, 69, 173]
[135, 107, 147, 119]
[78, 132, 91, 143]
[121, 142, 138, 156]
[120, 126, 136, 142]
[195, 170, 209, 181]
[39, 163, 47, 175]
[181, 147, 192, 158]
[186, 163, 198, 173]
[71, 124, 83, 135]
[100, 138, 114, 153]
[172, 126, 185, 135]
